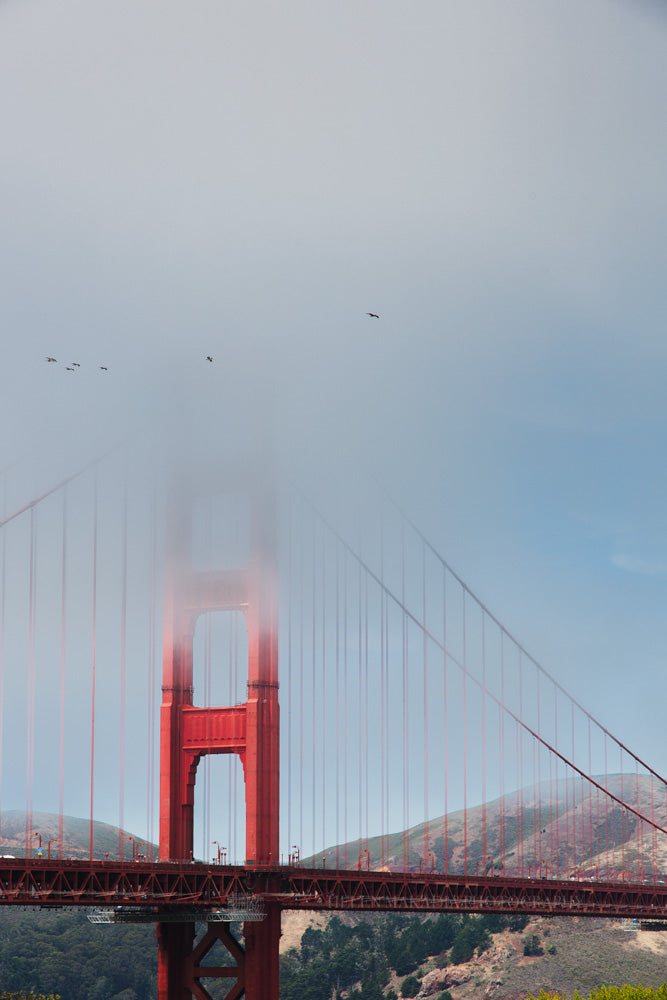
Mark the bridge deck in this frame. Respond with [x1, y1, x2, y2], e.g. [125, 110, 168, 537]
[1, 860, 666, 919]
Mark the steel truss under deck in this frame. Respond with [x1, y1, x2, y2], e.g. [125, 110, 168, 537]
[1, 859, 667, 920]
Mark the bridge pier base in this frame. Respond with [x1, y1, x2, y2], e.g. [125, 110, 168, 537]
[244, 904, 282, 999]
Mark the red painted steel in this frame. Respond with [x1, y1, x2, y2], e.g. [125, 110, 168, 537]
[1, 859, 667, 921]
[158, 485, 280, 1000]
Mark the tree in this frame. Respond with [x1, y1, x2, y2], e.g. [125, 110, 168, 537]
[522, 933, 544, 957]
[400, 975, 421, 998]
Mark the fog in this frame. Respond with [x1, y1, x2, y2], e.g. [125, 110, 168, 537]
[1, 0, 666, 847]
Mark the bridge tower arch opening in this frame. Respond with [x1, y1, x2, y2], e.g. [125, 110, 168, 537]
[158, 478, 280, 1000]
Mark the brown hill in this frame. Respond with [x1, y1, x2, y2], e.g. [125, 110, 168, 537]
[0, 810, 156, 861]
[291, 774, 667, 998]
[314, 774, 667, 880]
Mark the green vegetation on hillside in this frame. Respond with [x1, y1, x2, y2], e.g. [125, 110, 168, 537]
[0, 993, 61, 1000]
[280, 912, 528, 1000]
[0, 910, 156, 1000]
[527, 989, 667, 999]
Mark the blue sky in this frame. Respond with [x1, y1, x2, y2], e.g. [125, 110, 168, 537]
[0, 0, 666, 836]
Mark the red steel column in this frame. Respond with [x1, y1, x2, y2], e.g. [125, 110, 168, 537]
[158, 483, 281, 1000]
[243, 497, 281, 997]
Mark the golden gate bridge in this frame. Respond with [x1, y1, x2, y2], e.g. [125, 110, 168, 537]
[0, 447, 666, 1000]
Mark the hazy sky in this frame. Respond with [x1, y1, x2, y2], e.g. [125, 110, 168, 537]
[1, 0, 667, 796]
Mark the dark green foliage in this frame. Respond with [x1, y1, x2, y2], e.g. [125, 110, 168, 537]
[280, 910, 535, 998]
[523, 933, 545, 957]
[384, 913, 460, 976]
[450, 916, 490, 965]
[437, 993, 453, 1000]
[400, 975, 421, 998]
[0, 994, 61, 1000]
[280, 917, 390, 1000]
[0, 910, 157, 1000]
[527, 990, 667, 999]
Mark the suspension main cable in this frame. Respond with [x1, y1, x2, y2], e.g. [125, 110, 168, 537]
[308, 499, 667, 812]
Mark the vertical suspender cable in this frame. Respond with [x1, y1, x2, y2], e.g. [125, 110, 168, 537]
[523, 656, 528, 869]
[287, 501, 293, 862]
[481, 612, 487, 867]
[147, 483, 158, 854]
[357, 544, 364, 867]
[536, 669, 541, 867]
[202, 500, 212, 861]
[442, 564, 448, 875]
[620, 748, 625, 875]
[554, 687, 560, 874]
[604, 735, 610, 875]
[89, 469, 98, 860]
[379, 520, 386, 868]
[203, 613, 212, 860]
[515, 723, 520, 874]
[571, 702, 577, 870]
[59, 487, 68, 859]
[335, 539, 340, 867]
[499, 632, 505, 872]
[651, 776, 657, 883]
[382, 580, 391, 864]
[549, 736, 558, 876]
[462, 589, 467, 875]
[587, 719, 593, 876]
[422, 540, 429, 864]
[232, 605, 240, 861]
[401, 522, 408, 870]
[343, 545, 348, 868]
[635, 759, 641, 881]
[0, 485, 7, 846]
[118, 487, 128, 858]
[298, 519, 304, 864]
[532, 739, 544, 875]
[26, 507, 37, 855]
[226, 596, 233, 859]
[364, 570, 369, 856]
[518, 652, 524, 874]
[312, 523, 317, 856]
[322, 527, 327, 856]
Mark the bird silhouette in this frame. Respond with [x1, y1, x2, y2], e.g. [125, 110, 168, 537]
[100, 366, 108, 371]
[206, 356, 213, 362]
[65, 367, 74, 371]
[46, 357, 57, 363]
[366, 312, 380, 319]
[72, 362, 80, 367]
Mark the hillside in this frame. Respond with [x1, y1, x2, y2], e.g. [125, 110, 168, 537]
[1, 784, 666, 1000]
[0, 810, 156, 861]
[313, 774, 667, 879]
[279, 911, 667, 1000]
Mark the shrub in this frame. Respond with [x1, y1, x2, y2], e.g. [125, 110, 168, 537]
[0, 995, 61, 1000]
[522, 934, 544, 957]
[400, 975, 421, 998]
[527, 990, 667, 999]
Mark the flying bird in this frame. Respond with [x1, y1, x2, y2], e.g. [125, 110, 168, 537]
[206, 356, 213, 362]
[100, 366, 108, 371]
[46, 357, 57, 363]
[366, 312, 380, 319]
[72, 362, 80, 367]
[65, 367, 74, 371]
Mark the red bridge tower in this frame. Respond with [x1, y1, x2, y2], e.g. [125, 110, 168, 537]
[157, 484, 280, 1000]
